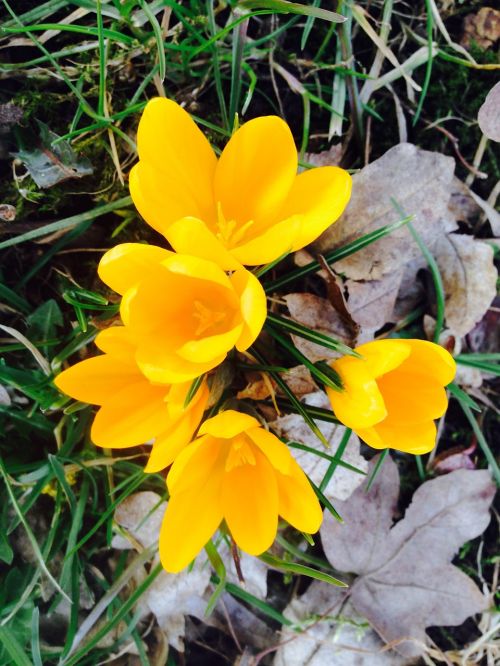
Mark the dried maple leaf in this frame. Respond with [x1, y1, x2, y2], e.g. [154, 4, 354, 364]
[320, 456, 495, 657]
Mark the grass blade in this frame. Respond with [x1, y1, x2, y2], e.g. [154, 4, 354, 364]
[263, 214, 413, 292]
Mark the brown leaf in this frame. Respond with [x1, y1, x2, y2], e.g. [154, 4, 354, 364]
[314, 143, 457, 281]
[461, 7, 500, 50]
[320, 456, 495, 657]
[478, 80, 500, 143]
[313, 143, 498, 337]
[434, 233, 497, 337]
[283, 293, 352, 362]
[275, 582, 409, 666]
[318, 255, 360, 341]
[304, 145, 343, 167]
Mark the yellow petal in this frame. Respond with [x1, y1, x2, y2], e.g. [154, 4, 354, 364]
[246, 427, 291, 474]
[327, 358, 386, 429]
[354, 339, 412, 378]
[54, 355, 139, 405]
[145, 384, 209, 473]
[276, 458, 323, 533]
[215, 116, 297, 227]
[357, 419, 437, 455]
[230, 269, 267, 351]
[221, 450, 278, 555]
[377, 371, 449, 424]
[133, 97, 217, 235]
[167, 435, 221, 494]
[398, 339, 456, 386]
[166, 217, 243, 271]
[94, 327, 136, 363]
[162, 253, 234, 292]
[176, 324, 243, 363]
[198, 410, 260, 438]
[136, 338, 226, 383]
[277, 166, 352, 250]
[230, 215, 301, 266]
[160, 468, 224, 573]
[98, 243, 172, 295]
[91, 381, 170, 447]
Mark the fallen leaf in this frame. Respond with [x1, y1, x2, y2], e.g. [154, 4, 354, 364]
[314, 143, 457, 281]
[274, 582, 408, 666]
[434, 233, 497, 337]
[429, 443, 477, 475]
[320, 456, 495, 657]
[461, 7, 500, 50]
[283, 293, 351, 362]
[478, 81, 500, 142]
[304, 146, 343, 167]
[344, 275, 402, 341]
[271, 392, 368, 501]
[14, 121, 93, 189]
[313, 143, 498, 337]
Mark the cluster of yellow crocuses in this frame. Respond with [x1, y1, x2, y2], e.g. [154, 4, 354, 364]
[55, 98, 456, 573]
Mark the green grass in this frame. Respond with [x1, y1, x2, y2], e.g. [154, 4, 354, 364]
[0, 1, 498, 663]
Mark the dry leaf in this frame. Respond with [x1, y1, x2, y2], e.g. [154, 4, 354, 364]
[429, 443, 477, 475]
[284, 293, 351, 362]
[478, 81, 500, 143]
[461, 7, 500, 50]
[314, 143, 457, 281]
[313, 143, 497, 337]
[434, 233, 497, 337]
[274, 582, 408, 666]
[320, 456, 495, 657]
[344, 275, 402, 341]
[271, 392, 368, 501]
[304, 146, 343, 167]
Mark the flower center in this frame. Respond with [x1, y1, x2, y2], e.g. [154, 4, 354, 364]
[193, 300, 227, 337]
[225, 434, 256, 471]
[216, 202, 254, 248]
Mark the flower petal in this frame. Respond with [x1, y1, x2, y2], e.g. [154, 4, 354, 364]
[176, 324, 243, 363]
[145, 384, 209, 473]
[354, 339, 412, 378]
[230, 269, 267, 351]
[94, 327, 136, 363]
[136, 338, 226, 384]
[357, 419, 437, 455]
[221, 450, 279, 555]
[280, 166, 352, 250]
[376, 371, 449, 424]
[167, 435, 221, 495]
[275, 459, 323, 533]
[160, 466, 224, 573]
[327, 358, 387, 429]
[215, 116, 297, 227]
[132, 97, 217, 235]
[162, 253, 234, 292]
[246, 427, 291, 474]
[167, 217, 243, 271]
[198, 410, 260, 438]
[398, 339, 456, 386]
[91, 381, 170, 447]
[54, 355, 139, 405]
[230, 215, 301, 266]
[98, 243, 172, 295]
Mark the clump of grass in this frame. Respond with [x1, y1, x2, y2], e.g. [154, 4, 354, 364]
[0, 1, 497, 663]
